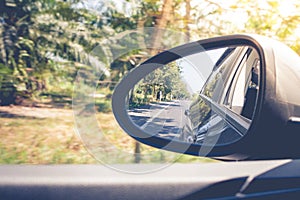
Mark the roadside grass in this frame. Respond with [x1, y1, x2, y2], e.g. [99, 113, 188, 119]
[0, 106, 215, 164]
[0, 111, 95, 164]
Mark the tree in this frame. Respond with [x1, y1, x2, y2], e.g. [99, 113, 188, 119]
[0, 0, 44, 105]
[184, 0, 191, 40]
[0, 0, 115, 105]
[231, 0, 300, 53]
[150, 0, 174, 56]
[130, 58, 190, 107]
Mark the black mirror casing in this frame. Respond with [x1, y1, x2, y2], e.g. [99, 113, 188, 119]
[112, 34, 300, 161]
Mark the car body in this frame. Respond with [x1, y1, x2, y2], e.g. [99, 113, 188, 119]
[113, 34, 300, 160]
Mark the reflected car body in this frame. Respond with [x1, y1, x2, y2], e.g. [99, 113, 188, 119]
[180, 45, 260, 145]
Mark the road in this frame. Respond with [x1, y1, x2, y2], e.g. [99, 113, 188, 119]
[128, 100, 190, 140]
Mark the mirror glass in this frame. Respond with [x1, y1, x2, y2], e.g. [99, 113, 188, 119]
[126, 45, 260, 146]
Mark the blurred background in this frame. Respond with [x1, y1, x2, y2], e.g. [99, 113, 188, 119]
[0, 0, 300, 164]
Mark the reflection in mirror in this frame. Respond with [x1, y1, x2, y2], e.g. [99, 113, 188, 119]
[126, 45, 260, 146]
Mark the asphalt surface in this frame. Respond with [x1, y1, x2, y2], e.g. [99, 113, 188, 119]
[128, 100, 190, 140]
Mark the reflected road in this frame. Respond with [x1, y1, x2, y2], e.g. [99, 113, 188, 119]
[128, 100, 190, 140]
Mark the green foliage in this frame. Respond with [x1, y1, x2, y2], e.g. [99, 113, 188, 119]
[234, 0, 300, 48]
[0, 0, 111, 104]
[0, 145, 28, 164]
[95, 100, 112, 113]
[130, 60, 191, 107]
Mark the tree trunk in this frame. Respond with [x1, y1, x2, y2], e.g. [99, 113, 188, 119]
[150, 0, 174, 56]
[0, 24, 7, 64]
[185, 0, 191, 41]
[134, 141, 141, 163]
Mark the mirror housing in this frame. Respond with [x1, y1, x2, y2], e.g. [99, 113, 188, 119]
[112, 34, 300, 161]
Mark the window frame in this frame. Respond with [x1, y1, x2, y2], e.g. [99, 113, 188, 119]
[223, 47, 260, 120]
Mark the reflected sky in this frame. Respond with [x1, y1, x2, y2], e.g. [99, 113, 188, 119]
[178, 48, 227, 94]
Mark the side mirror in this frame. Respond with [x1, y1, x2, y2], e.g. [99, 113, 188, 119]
[112, 34, 300, 160]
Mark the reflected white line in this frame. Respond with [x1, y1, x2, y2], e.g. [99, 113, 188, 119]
[141, 102, 172, 130]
